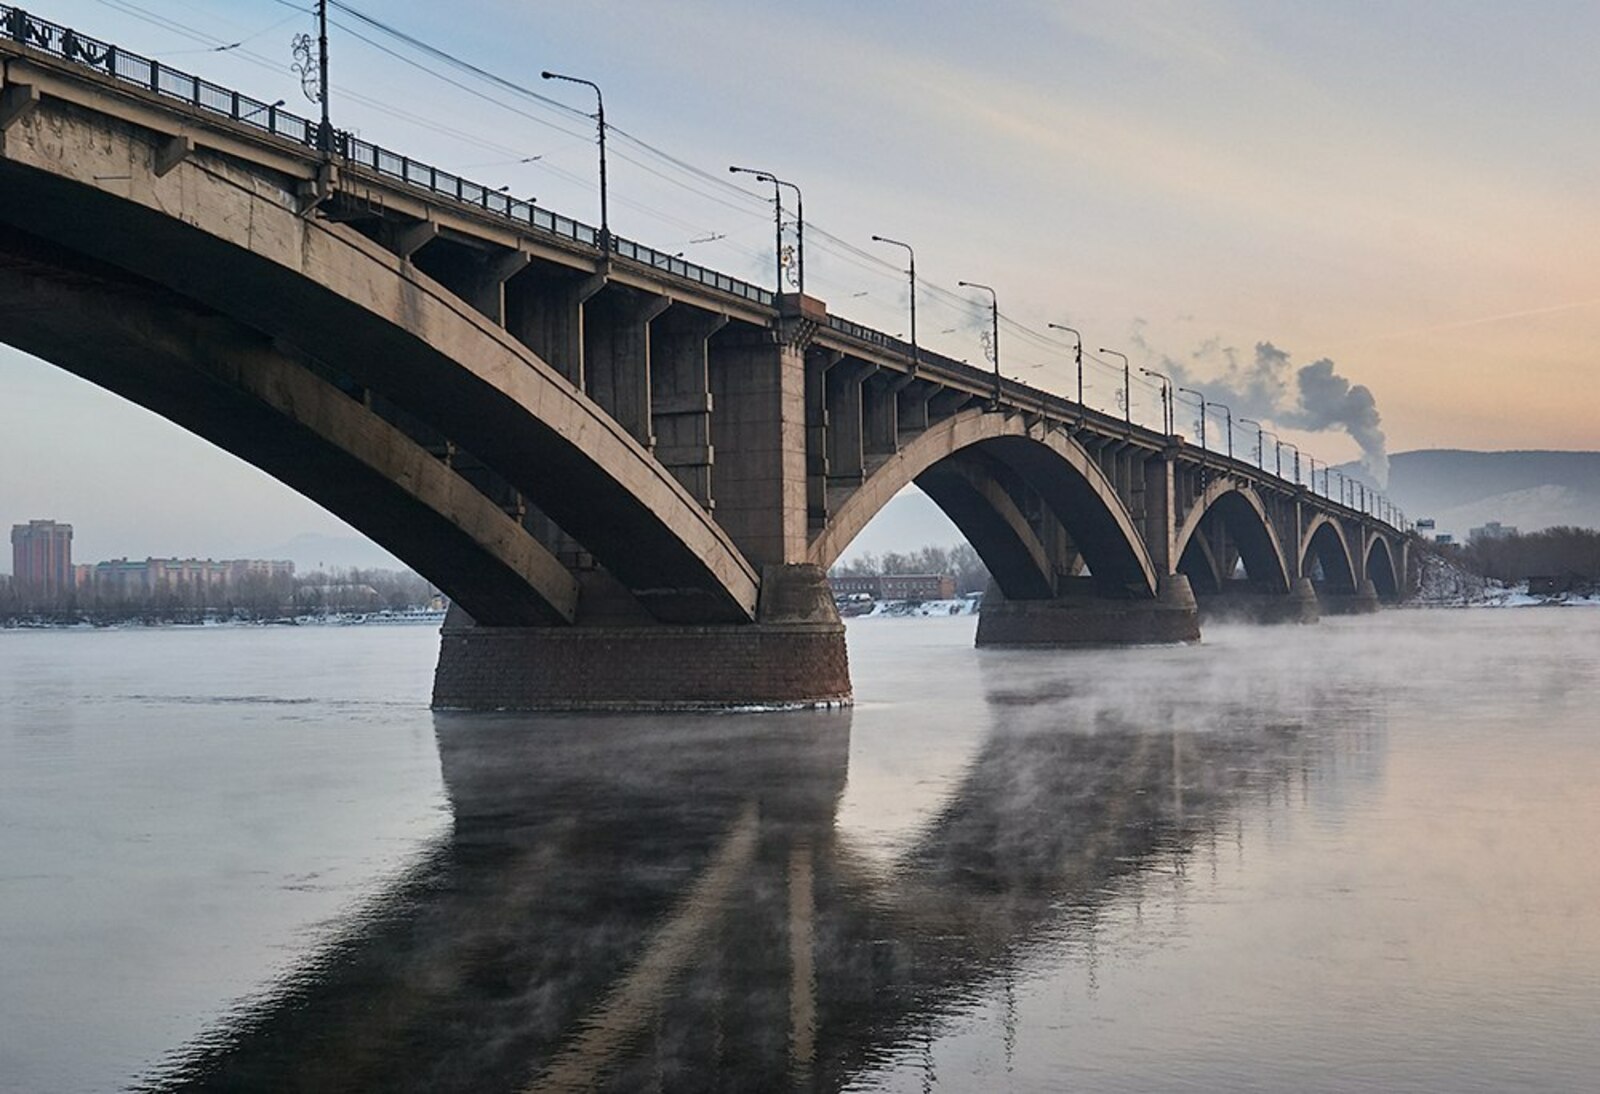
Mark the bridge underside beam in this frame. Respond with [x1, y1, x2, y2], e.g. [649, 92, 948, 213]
[0, 232, 579, 626]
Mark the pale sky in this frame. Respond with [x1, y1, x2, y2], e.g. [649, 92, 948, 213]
[3, 0, 1597, 563]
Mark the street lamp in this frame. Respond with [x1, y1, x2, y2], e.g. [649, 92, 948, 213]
[1334, 469, 1346, 506]
[1239, 417, 1266, 470]
[1139, 367, 1173, 434]
[1307, 455, 1319, 496]
[958, 281, 1001, 406]
[1210, 400, 1234, 459]
[1100, 349, 1131, 425]
[871, 235, 917, 373]
[1283, 442, 1300, 485]
[1047, 324, 1083, 414]
[542, 70, 609, 255]
[1177, 386, 1208, 451]
[731, 166, 802, 294]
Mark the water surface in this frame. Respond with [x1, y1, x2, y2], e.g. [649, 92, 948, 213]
[2, 611, 1598, 1091]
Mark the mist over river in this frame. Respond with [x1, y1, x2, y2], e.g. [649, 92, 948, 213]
[3, 610, 1599, 1092]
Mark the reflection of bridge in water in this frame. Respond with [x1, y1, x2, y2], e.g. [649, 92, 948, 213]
[1, 8, 1410, 710]
[143, 674, 1388, 1093]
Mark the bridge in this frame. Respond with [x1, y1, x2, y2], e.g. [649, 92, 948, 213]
[0, 7, 1409, 709]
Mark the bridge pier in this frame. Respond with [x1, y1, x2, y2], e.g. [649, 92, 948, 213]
[1198, 576, 1320, 625]
[431, 564, 850, 711]
[1319, 577, 1382, 616]
[975, 574, 1200, 648]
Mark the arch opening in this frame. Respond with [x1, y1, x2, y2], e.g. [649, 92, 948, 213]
[1366, 536, 1401, 600]
[809, 411, 1157, 603]
[1303, 518, 1358, 595]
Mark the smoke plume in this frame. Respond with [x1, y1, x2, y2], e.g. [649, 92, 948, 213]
[1131, 327, 1390, 486]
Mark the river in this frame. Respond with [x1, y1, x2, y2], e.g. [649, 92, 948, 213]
[2, 610, 1598, 1092]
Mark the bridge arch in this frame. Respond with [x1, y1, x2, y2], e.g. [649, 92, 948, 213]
[1299, 514, 1359, 593]
[806, 409, 1159, 599]
[0, 127, 760, 625]
[1172, 481, 1292, 595]
[1365, 533, 1402, 600]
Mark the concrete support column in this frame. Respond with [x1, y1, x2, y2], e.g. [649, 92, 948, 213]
[416, 244, 530, 326]
[650, 307, 726, 508]
[862, 372, 899, 460]
[504, 268, 606, 387]
[709, 330, 810, 567]
[1141, 451, 1178, 576]
[583, 285, 670, 448]
[803, 349, 839, 530]
[896, 379, 934, 440]
[927, 387, 976, 421]
[824, 359, 876, 485]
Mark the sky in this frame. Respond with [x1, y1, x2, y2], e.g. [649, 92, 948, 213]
[3, 0, 1597, 565]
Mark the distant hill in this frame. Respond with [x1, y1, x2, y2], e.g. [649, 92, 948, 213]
[1338, 450, 1600, 538]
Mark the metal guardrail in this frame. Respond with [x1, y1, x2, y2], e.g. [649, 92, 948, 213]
[0, 4, 773, 307]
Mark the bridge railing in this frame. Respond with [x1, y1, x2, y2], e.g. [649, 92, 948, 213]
[0, 4, 773, 308]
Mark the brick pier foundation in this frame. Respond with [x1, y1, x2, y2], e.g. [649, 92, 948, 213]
[975, 574, 1201, 648]
[1198, 576, 1321, 625]
[431, 564, 851, 711]
[1319, 578, 1381, 616]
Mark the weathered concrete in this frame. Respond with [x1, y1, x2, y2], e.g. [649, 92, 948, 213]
[432, 564, 849, 710]
[975, 575, 1200, 648]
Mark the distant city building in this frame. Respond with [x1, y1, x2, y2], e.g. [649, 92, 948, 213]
[1415, 518, 1436, 531]
[1468, 521, 1517, 543]
[829, 573, 956, 601]
[91, 557, 295, 598]
[11, 520, 73, 602]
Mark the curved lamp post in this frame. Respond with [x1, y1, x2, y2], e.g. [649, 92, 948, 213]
[1239, 417, 1265, 470]
[1047, 324, 1083, 415]
[1139, 367, 1173, 435]
[1177, 386, 1208, 451]
[542, 70, 609, 255]
[958, 281, 1001, 407]
[731, 166, 802, 294]
[1100, 349, 1130, 425]
[871, 235, 917, 372]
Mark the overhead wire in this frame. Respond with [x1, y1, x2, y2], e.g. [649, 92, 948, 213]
[87, 0, 1190, 433]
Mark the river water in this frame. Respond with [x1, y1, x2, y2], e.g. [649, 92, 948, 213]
[2, 610, 1598, 1092]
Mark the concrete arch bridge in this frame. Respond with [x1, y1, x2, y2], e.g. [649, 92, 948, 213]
[0, 10, 1408, 708]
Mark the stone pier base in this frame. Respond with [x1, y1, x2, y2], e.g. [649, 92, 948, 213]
[975, 574, 1201, 648]
[1319, 578, 1381, 616]
[1199, 577, 1320, 625]
[431, 564, 851, 711]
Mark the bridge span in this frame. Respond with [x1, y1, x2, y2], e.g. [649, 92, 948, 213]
[0, 7, 1409, 709]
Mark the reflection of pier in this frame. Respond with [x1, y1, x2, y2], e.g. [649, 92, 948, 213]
[144, 693, 1383, 1092]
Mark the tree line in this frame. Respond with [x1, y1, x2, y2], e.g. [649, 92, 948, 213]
[1451, 526, 1600, 584]
[0, 567, 438, 624]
